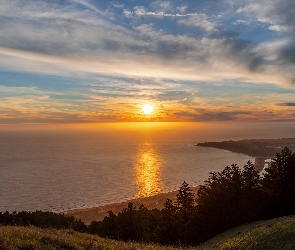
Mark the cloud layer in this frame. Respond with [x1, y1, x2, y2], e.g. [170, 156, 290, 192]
[0, 0, 295, 123]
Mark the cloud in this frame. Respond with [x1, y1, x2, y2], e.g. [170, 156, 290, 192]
[178, 13, 218, 32]
[174, 109, 250, 121]
[278, 103, 295, 107]
[128, 9, 186, 18]
[0, 85, 47, 96]
[150, 1, 171, 11]
[1, 0, 295, 123]
[69, 0, 107, 16]
[0, 0, 294, 89]
[233, 20, 251, 25]
[269, 25, 291, 32]
[176, 6, 187, 13]
[278, 43, 295, 65]
[236, 0, 295, 32]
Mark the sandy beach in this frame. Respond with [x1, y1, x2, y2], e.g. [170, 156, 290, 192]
[65, 186, 200, 225]
[63, 152, 271, 225]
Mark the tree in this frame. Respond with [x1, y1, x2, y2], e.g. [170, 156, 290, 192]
[135, 204, 156, 242]
[186, 162, 264, 244]
[159, 199, 178, 244]
[174, 181, 195, 244]
[117, 202, 137, 240]
[94, 210, 117, 238]
[176, 181, 195, 222]
[262, 147, 295, 217]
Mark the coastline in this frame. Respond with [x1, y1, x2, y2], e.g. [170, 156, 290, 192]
[63, 138, 295, 224]
[64, 186, 200, 225]
[197, 138, 295, 172]
[196, 138, 295, 158]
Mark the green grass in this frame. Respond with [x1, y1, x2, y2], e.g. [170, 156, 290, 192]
[199, 215, 295, 250]
[0, 226, 181, 250]
[2, 216, 295, 249]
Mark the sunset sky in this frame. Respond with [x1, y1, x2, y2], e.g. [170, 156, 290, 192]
[1, 0, 295, 123]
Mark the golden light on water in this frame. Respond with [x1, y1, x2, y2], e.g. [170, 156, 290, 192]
[135, 143, 163, 197]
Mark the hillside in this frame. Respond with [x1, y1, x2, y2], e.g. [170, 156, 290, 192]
[1, 216, 295, 249]
[197, 138, 295, 158]
[199, 216, 295, 250]
[0, 226, 180, 250]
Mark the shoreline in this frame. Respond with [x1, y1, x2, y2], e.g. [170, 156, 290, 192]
[197, 138, 295, 172]
[196, 138, 295, 158]
[63, 138, 295, 224]
[64, 186, 200, 225]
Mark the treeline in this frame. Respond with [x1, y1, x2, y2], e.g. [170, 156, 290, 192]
[0, 211, 87, 232]
[1, 147, 294, 246]
[89, 147, 295, 245]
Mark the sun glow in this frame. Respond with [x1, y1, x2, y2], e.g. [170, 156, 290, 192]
[142, 104, 154, 115]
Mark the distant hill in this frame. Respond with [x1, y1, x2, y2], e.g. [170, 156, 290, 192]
[197, 138, 295, 158]
[199, 216, 295, 250]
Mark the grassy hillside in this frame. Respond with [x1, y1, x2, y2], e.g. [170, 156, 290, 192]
[199, 216, 295, 250]
[1, 216, 295, 249]
[0, 226, 180, 250]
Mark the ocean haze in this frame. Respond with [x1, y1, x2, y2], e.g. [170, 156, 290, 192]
[0, 122, 294, 212]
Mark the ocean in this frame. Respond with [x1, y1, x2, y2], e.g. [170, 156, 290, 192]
[0, 122, 294, 212]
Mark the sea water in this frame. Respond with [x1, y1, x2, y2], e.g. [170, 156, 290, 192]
[0, 122, 294, 212]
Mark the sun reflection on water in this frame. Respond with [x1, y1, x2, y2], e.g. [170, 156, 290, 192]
[135, 143, 163, 197]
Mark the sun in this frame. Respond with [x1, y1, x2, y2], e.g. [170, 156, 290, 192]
[142, 104, 154, 115]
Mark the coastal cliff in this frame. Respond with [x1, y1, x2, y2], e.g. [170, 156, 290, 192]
[197, 138, 295, 171]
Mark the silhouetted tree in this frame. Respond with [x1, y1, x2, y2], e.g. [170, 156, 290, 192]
[186, 161, 263, 243]
[116, 202, 137, 240]
[0, 211, 87, 232]
[158, 199, 179, 244]
[262, 147, 295, 217]
[86, 149, 295, 245]
[92, 210, 117, 238]
[135, 204, 153, 241]
[174, 181, 195, 243]
[176, 181, 195, 222]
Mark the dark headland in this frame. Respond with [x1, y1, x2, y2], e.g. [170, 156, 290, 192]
[197, 138, 295, 171]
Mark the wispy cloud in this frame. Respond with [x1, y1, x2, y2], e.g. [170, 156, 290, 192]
[0, 0, 295, 123]
[0, 0, 294, 87]
[236, 0, 295, 32]
[278, 103, 295, 107]
[178, 14, 218, 32]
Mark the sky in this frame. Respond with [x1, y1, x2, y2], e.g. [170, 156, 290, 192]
[0, 0, 295, 123]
